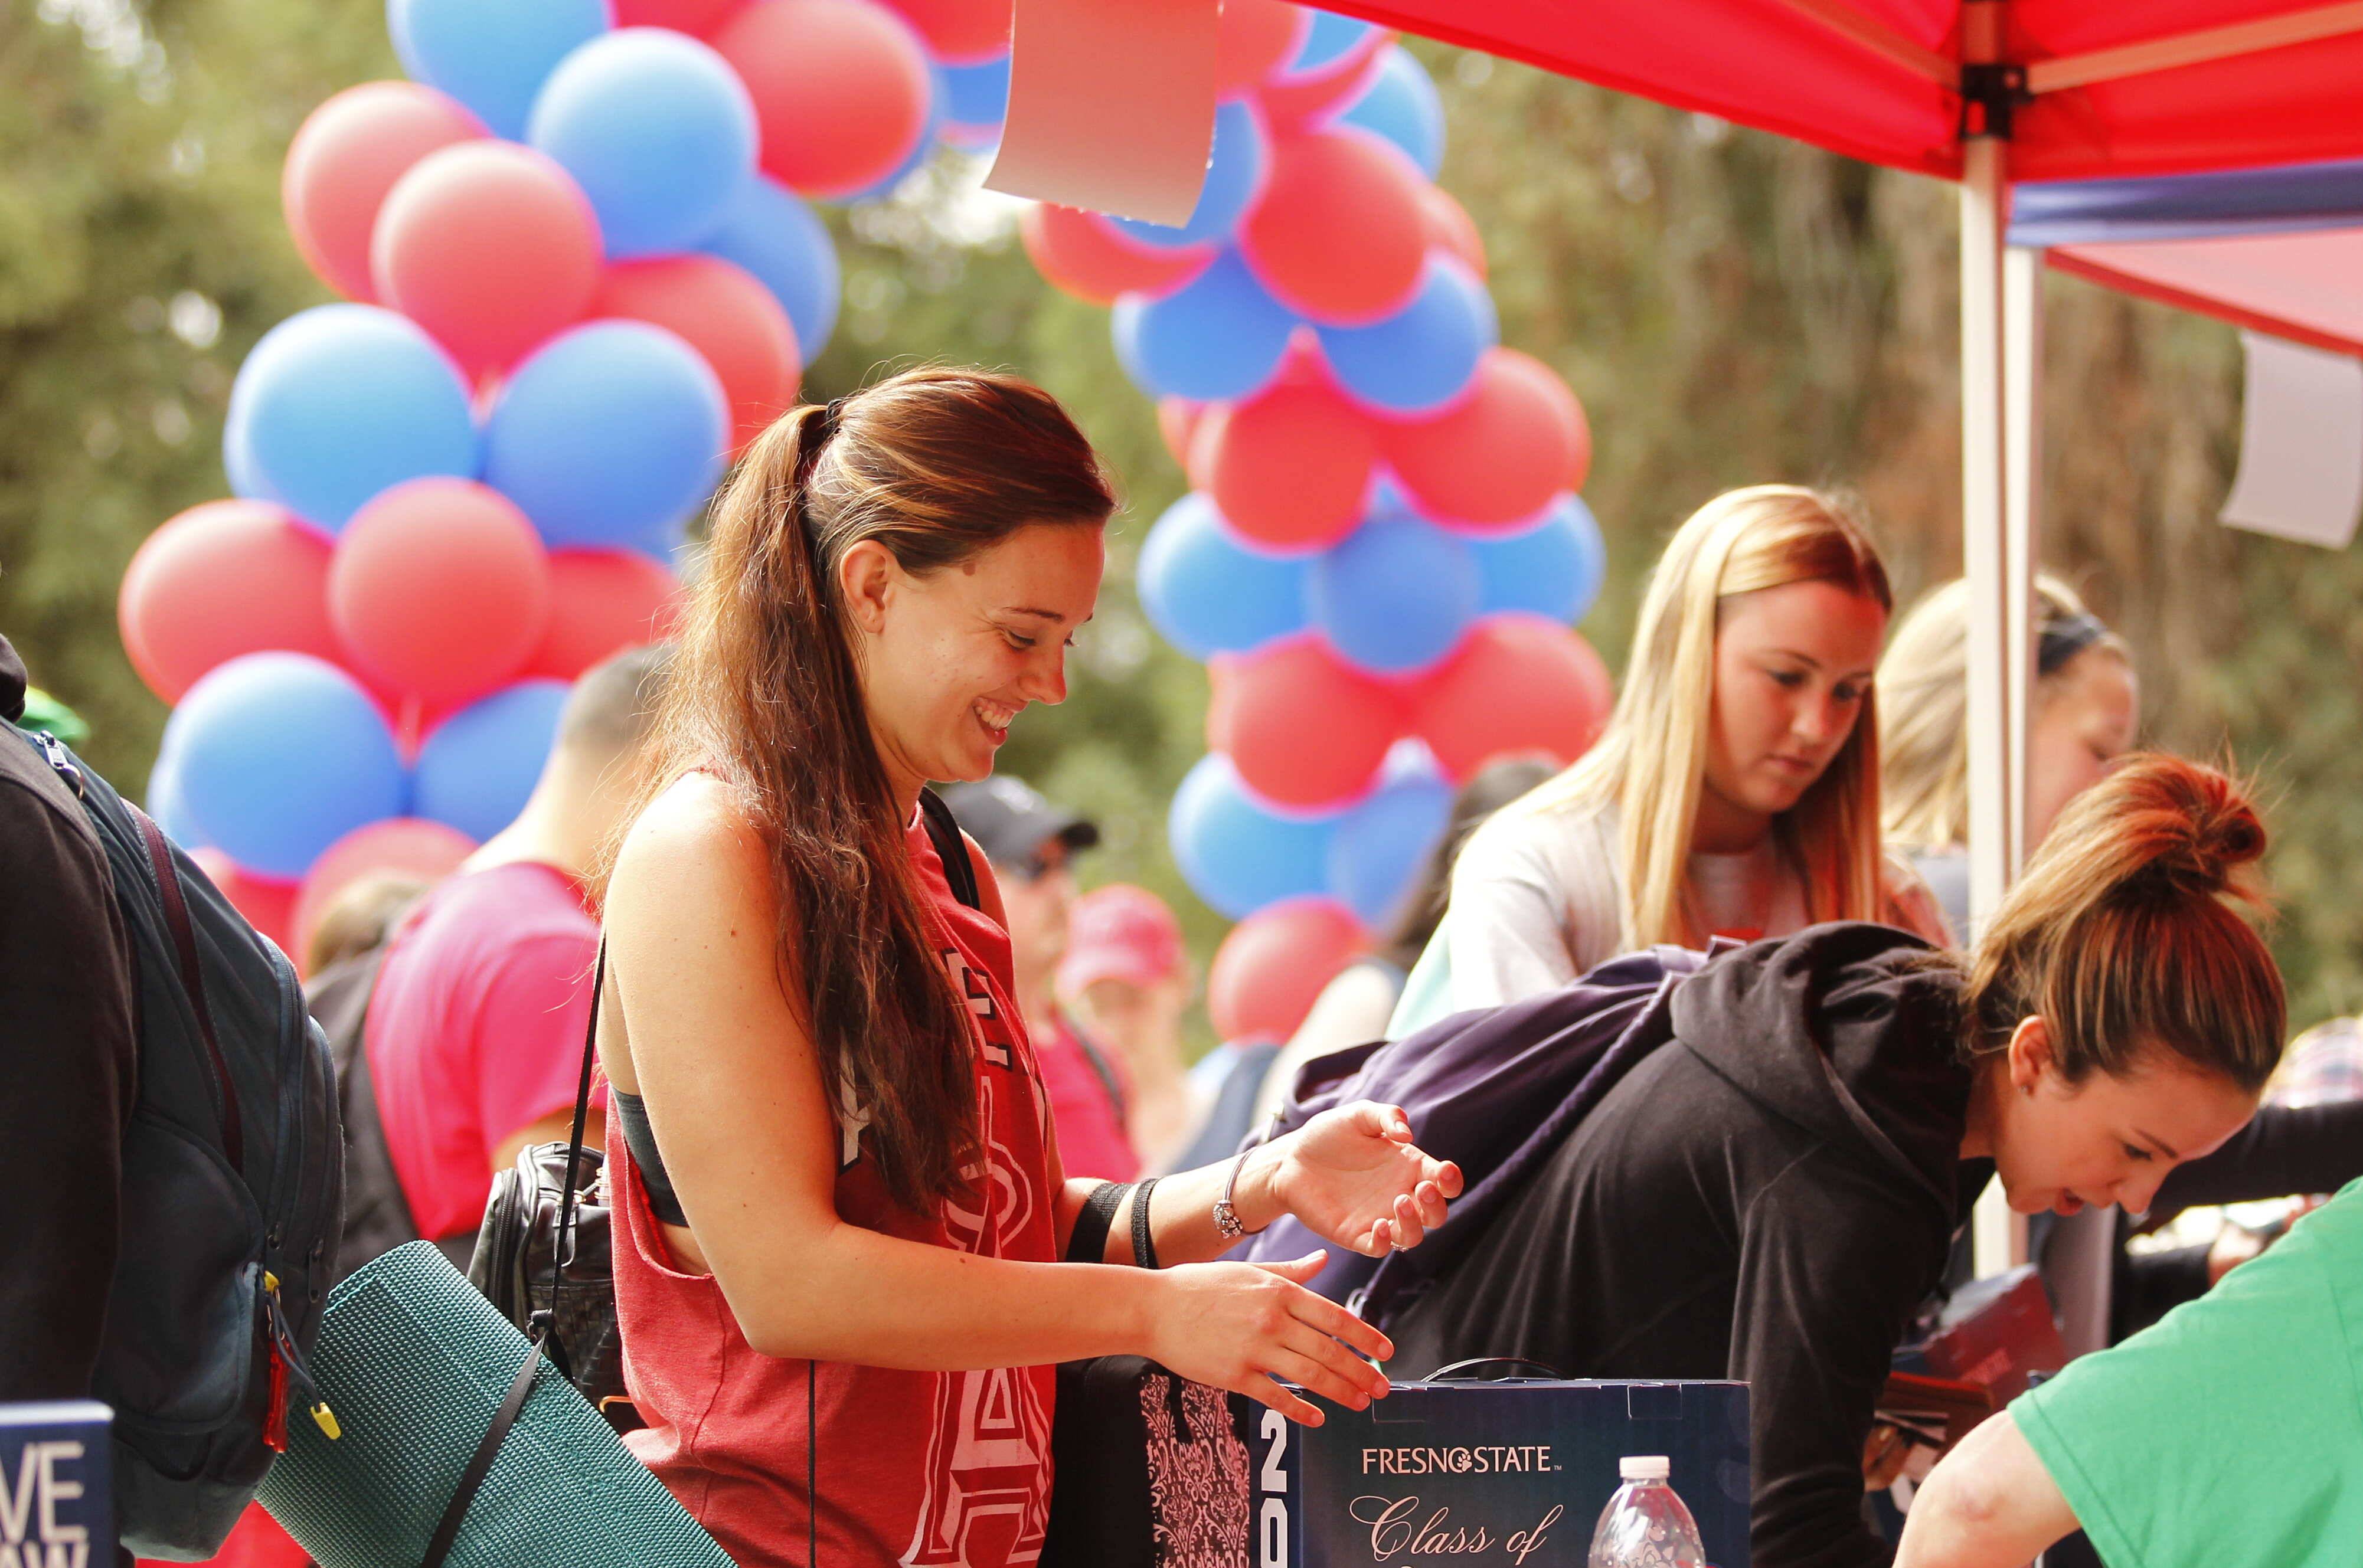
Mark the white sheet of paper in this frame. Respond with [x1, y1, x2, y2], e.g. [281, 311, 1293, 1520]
[983, 0, 1218, 228]
[2220, 331, 2363, 549]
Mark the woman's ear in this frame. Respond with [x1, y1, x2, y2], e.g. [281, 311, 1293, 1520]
[2005, 1016, 2054, 1096]
[839, 539, 897, 634]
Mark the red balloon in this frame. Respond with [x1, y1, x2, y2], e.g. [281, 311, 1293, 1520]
[1384, 349, 1591, 529]
[1417, 183, 1487, 280]
[329, 478, 554, 705]
[614, 0, 746, 34]
[594, 255, 801, 453]
[1198, 378, 1377, 552]
[880, 0, 1009, 63]
[1240, 127, 1427, 325]
[1256, 27, 1390, 130]
[191, 849, 300, 958]
[713, 0, 933, 199]
[527, 549, 685, 681]
[1019, 204, 1211, 306]
[1208, 896, 1367, 1043]
[120, 500, 341, 704]
[1216, 0, 1310, 95]
[1415, 615, 1613, 781]
[372, 142, 602, 379]
[1209, 636, 1405, 810]
[292, 817, 475, 973]
[282, 82, 483, 303]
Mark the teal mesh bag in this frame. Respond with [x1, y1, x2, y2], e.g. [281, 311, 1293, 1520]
[256, 1241, 735, 1568]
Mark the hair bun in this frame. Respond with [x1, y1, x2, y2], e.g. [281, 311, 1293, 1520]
[2104, 753, 2267, 903]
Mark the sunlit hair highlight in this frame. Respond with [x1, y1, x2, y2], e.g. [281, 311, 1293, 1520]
[1521, 484, 1893, 950]
[609, 366, 1115, 1210]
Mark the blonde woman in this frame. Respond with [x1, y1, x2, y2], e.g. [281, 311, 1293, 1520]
[1390, 485, 1947, 1036]
[1880, 574, 2138, 939]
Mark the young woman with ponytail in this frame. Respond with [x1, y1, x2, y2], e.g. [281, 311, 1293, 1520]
[592, 369, 1462, 1566]
[1390, 485, 1949, 1037]
[1387, 753, 2286, 1568]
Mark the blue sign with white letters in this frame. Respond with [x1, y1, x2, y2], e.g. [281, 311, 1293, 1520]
[1246, 1379, 1749, 1568]
[0, 1402, 114, 1568]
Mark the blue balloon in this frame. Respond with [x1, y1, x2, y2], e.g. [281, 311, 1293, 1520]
[222, 414, 263, 502]
[838, 66, 943, 202]
[224, 305, 480, 532]
[1328, 768, 1453, 927]
[413, 679, 569, 842]
[1290, 12, 1378, 74]
[1112, 250, 1296, 402]
[165, 653, 408, 880]
[390, 0, 613, 141]
[1337, 46, 1445, 176]
[941, 54, 1009, 142]
[1137, 493, 1310, 659]
[145, 746, 210, 850]
[1316, 256, 1497, 414]
[1112, 100, 1269, 250]
[1310, 513, 1482, 675]
[1472, 493, 1607, 625]
[1169, 755, 1335, 920]
[528, 29, 757, 259]
[484, 321, 728, 551]
[700, 175, 841, 364]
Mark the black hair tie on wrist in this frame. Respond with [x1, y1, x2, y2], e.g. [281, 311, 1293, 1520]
[1067, 1180, 1129, 1263]
[1130, 1176, 1161, 1271]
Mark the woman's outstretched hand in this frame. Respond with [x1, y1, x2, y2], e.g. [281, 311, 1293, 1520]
[1148, 1252, 1394, 1426]
[1264, 1101, 1462, 1258]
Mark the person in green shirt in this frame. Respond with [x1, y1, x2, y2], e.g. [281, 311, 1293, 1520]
[1898, 1174, 2363, 1567]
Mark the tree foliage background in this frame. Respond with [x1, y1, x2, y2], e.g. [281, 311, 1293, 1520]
[7, 2, 2361, 1029]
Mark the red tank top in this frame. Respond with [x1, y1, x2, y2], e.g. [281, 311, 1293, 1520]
[613, 814, 1060, 1567]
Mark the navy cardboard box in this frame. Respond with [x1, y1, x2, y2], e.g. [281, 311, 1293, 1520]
[1243, 1377, 1749, 1568]
[0, 1400, 115, 1568]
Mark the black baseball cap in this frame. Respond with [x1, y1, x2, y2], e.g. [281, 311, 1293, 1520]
[939, 776, 1100, 871]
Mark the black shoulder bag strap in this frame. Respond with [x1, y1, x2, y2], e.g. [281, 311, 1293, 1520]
[916, 787, 982, 912]
[421, 944, 604, 1568]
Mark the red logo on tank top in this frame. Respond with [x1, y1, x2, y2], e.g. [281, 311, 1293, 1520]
[943, 947, 1013, 1068]
[903, 1075, 1053, 1565]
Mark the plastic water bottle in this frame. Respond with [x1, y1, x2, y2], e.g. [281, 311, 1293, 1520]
[1586, 1455, 1708, 1568]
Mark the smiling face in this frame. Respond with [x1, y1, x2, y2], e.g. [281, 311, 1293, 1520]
[1985, 1017, 2259, 1217]
[1697, 579, 1888, 847]
[841, 521, 1106, 797]
[2026, 649, 2139, 852]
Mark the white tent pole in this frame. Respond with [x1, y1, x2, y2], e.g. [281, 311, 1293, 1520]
[2002, 243, 2042, 872]
[1962, 139, 2012, 938]
[1962, 1, 2028, 1280]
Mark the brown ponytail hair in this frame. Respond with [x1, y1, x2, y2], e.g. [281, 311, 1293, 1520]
[1963, 753, 2284, 1094]
[624, 367, 1115, 1210]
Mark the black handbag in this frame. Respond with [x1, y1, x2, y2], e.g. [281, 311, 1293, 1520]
[466, 947, 632, 1426]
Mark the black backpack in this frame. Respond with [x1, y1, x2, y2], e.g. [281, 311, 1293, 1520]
[14, 725, 345, 1559]
[306, 945, 480, 1285]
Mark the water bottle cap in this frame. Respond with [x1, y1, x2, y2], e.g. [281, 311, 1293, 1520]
[1619, 1455, 1670, 1481]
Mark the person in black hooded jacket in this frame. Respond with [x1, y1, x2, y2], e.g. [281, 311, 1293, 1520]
[1388, 754, 2287, 1568]
[0, 633, 140, 1402]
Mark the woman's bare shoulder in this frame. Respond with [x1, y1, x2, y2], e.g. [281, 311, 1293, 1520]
[610, 773, 777, 922]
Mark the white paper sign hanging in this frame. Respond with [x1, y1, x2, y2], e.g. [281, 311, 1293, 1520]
[2220, 331, 2363, 550]
[983, 0, 1220, 228]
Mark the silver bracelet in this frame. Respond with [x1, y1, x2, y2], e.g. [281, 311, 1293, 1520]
[1212, 1142, 1259, 1243]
